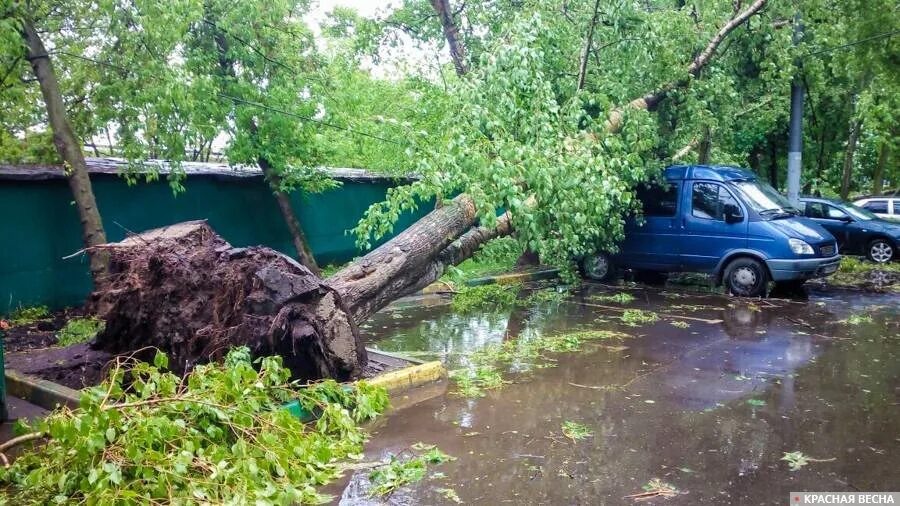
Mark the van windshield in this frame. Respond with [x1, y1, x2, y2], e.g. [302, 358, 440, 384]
[730, 180, 798, 218]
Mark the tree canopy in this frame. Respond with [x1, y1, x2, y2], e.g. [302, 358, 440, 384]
[1, 0, 897, 269]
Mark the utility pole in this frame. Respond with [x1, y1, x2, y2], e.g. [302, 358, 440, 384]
[786, 15, 804, 206]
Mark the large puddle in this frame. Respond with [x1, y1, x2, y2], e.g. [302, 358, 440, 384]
[338, 284, 900, 505]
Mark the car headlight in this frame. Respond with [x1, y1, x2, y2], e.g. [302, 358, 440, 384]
[789, 238, 815, 255]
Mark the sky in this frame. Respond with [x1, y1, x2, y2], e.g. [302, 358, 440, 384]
[306, 0, 388, 29]
[305, 0, 445, 80]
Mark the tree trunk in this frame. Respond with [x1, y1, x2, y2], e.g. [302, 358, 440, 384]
[840, 120, 862, 199]
[768, 138, 778, 188]
[257, 154, 321, 275]
[210, 20, 320, 275]
[430, 0, 468, 76]
[873, 142, 888, 195]
[21, 18, 108, 277]
[326, 195, 513, 323]
[577, 0, 602, 91]
[698, 126, 712, 164]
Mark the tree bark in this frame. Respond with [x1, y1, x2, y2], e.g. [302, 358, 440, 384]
[840, 119, 862, 199]
[430, 0, 469, 76]
[254, 137, 321, 275]
[698, 126, 712, 164]
[577, 0, 602, 91]
[768, 138, 778, 188]
[872, 141, 888, 195]
[21, 18, 108, 278]
[326, 195, 512, 323]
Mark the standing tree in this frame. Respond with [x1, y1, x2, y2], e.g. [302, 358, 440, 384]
[1, 0, 332, 273]
[3, 2, 108, 277]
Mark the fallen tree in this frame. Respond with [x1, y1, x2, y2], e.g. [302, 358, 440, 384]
[89, 222, 363, 381]
[90, 1, 767, 381]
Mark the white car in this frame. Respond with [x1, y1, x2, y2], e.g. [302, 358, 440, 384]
[853, 197, 900, 222]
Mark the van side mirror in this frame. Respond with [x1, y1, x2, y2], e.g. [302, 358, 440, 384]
[724, 204, 743, 223]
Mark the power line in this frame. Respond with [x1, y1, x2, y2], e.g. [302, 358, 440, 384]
[216, 94, 408, 146]
[804, 29, 900, 57]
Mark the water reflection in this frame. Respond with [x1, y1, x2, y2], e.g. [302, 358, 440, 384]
[347, 285, 900, 505]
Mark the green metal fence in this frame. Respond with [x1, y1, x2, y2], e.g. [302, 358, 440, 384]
[0, 167, 427, 314]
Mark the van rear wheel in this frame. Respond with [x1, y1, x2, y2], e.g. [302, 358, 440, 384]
[723, 257, 768, 297]
[580, 253, 617, 282]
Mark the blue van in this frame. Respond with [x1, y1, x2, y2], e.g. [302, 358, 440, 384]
[581, 165, 841, 296]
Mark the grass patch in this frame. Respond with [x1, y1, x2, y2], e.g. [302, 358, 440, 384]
[450, 329, 630, 397]
[561, 421, 593, 441]
[840, 313, 873, 325]
[828, 256, 900, 287]
[522, 287, 568, 306]
[368, 444, 454, 497]
[6, 305, 50, 327]
[320, 262, 348, 277]
[56, 317, 105, 346]
[669, 320, 690, 329]
[620, 309, 659, 326]
[451, 283, 521, 313]
[590, 292, 635, 304]
[442, 237, 522, 284]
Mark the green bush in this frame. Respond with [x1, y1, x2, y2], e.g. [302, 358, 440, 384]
[56, 317, 105, 346]
[6, 305, 50, 327]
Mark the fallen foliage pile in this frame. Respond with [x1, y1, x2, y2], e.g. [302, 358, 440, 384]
[0, 347, 389, 504]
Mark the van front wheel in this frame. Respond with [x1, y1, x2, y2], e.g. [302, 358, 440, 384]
[580, 253, 617, 282]
[723, 257, 768, 297]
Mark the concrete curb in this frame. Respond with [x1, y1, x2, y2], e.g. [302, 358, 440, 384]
[5, 369, 80, 410]
[465, 268, 560, 286]
[5, 358, 446, 413]
[366, 361, 446, 395]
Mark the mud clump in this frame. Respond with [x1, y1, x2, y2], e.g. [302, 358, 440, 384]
[88, 221, 366, 382]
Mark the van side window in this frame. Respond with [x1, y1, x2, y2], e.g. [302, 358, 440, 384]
[636, 183, 678, 217]
[691, 182, 738, 221]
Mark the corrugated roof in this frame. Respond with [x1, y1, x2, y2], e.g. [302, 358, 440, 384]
[0, 157, 413, 183]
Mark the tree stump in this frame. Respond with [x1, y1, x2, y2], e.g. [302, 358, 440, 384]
[88, 221, 365, 382]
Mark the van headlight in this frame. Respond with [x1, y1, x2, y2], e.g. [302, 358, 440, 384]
[789, 238, 815, 255]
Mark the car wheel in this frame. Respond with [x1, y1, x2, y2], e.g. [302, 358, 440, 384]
[580, 253, 617, 282]
[723, 257, 768, 297]
[633, 270, 668, 286]
[866, 238, 895, 264]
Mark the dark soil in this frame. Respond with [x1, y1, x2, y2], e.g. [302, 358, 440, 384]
[5, 343, 112, 390]
[1, 307, 85, 354]
[88, 221, 365, 382]
[5, 341, 402, 391]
